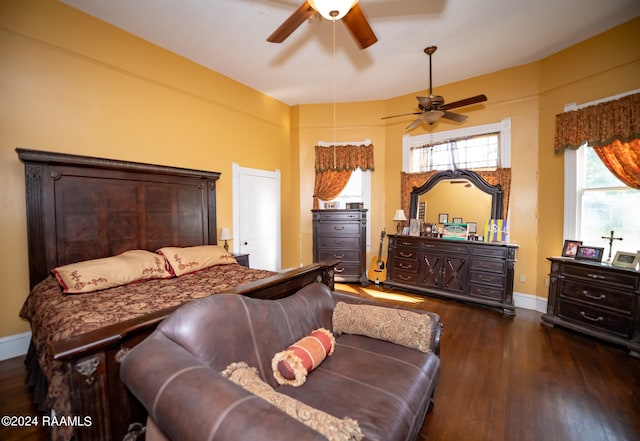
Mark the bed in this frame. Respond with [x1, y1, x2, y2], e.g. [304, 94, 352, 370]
[16, 148, 337, 441]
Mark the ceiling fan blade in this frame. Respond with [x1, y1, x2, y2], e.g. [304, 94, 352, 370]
[440, 94, 487, 111]
[341, 3, 377, 49]
[406, 118, 424, 130]
[267, 1, 316, 43]
[441, 111, 468, 123]
[417, 96, 433, 110]
[381, 111, 422, 120]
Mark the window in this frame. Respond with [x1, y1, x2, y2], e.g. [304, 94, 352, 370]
[403, 118, 511, 172]
[565, 145, 640, 256]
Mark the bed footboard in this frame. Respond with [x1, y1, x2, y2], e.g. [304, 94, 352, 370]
[55, 261, 337, 441]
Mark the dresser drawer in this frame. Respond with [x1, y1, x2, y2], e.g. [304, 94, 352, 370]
[390, 236, 420, 249]
[314, 211, 365, 222]
[469, 271, 505, 288]
[316, 237, 360, 249]
[558, 300, 633, 338]
[560, 281, 634, 313]
[316, 222, 361, 236]
[390, 270, 418, 285]
[421, 241, 469, 255]
[333, 262, 362, 278]
[563, 264, 638, 290]
[470, 258, 506, 274]
[471, 245, 509, 259]
[391, 258, 418, 273]
[469, 285, 504, 301]
[316, 249, 360, 262]
[390, 247, 419, 261]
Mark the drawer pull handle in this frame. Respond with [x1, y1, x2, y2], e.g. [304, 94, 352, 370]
[399, 252, 413, 258]
[334, 254, 345, 258]
[399, 263, 413, 269]
[334, 267, 345, 273]
[580, 311, 603, 322]
[400, 242, 414, 246]
[398, 274, 411, 281]
[582, 290, 605, 301]
[587, 273, 606, 280]
[333, 226, 345, 230]
[424, 244, 435, 248]
[478, 275, 494, 281]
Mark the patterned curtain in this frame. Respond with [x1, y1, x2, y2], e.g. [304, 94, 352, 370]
[401, 168, 512, 220]
[555, 93, 640, 188]
[313, 144, 375, 209]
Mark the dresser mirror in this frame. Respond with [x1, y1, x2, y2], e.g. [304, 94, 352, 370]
[409, 169, 504, 228]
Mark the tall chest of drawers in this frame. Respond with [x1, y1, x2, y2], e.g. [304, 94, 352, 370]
[542, 257, 640, 357]
[312, 209, 367, 283]
[386, 235, 517, 314]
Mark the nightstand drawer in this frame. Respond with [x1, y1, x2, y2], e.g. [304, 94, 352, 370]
[558, 300, 633, 338]
[563, 265, 638, 290]
[560, 281, 634, 313]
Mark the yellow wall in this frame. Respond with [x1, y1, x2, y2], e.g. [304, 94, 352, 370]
[1, 0, 638, 341]
[0, 0, 293, 337]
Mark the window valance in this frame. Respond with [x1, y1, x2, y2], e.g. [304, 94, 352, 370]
[315, 144, 375, 172]
[554, 92, 640, 152]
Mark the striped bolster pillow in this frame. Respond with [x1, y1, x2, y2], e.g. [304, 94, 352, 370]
[272, 328, 335, 387]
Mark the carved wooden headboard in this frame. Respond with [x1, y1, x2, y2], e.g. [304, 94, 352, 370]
[17, 148, 220, 288]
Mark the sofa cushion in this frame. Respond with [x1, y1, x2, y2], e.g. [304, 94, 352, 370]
[281, 333, 440, 441]
[272, 328, 335, 386]
[222, 362, 363, 441]
[332, 301, 432, 353]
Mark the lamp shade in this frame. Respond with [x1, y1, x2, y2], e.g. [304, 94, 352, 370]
[308, 0, 357, 20]
[392, 209, 408, 221]
[219, 227, 232, 241]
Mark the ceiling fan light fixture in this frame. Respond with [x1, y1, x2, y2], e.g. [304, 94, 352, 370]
[421, 110, 444, 125]
[308, 0, 357, 20]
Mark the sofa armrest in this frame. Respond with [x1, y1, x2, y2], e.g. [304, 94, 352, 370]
[121, 335, 327, 441]
[331, 291, 442, 356]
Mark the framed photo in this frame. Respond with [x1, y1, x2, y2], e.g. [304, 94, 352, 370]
[561, 240, 583, 258]
[467, 222, 477, 234]
[438, 213, 448, 224]
[453, 217, 463, 223]
[409, 219, 421, 236]
[612, 251, 640, 269]
[575, 245, 604, 262]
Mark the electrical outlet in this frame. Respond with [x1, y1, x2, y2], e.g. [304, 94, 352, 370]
[519, 273, 526, 283]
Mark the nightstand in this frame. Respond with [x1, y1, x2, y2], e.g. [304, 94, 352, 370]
[233, 253, 250, 268]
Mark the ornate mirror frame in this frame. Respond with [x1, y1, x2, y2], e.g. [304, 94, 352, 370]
[409, 169, 504, 220]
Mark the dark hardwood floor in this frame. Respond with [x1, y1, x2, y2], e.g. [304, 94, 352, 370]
[1, 283, 639, 441]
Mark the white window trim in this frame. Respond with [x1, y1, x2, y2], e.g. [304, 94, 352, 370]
[562, 88, 640, 240]
[402, 118, 511, 172]
[317, 139, 372, 252]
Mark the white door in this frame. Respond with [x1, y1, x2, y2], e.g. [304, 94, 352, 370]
[232, 164, 281, 271]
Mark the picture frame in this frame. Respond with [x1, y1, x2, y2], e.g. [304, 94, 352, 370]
[467, 222, 477, 234]
[611, 251, 640, 269]
[438, 213, 448, 224]
[561, 240, 583, 258]
[409, 219, 421, 236]
[453, 217, 463, 223]
[574, 245, 604, 262]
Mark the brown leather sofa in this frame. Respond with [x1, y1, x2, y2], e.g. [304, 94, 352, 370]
[120, 282, 441, 441]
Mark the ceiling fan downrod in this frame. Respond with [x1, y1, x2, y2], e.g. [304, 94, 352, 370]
[424, 46, 437, 96]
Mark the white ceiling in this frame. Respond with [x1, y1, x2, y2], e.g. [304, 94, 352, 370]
[60, 0, 640, 106]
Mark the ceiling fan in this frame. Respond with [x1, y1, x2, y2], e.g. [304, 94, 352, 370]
[382, 46, 488, 129]
[267, 0, 377, 49]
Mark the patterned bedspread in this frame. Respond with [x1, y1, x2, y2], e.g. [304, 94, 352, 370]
[20, 263, 274, 440]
